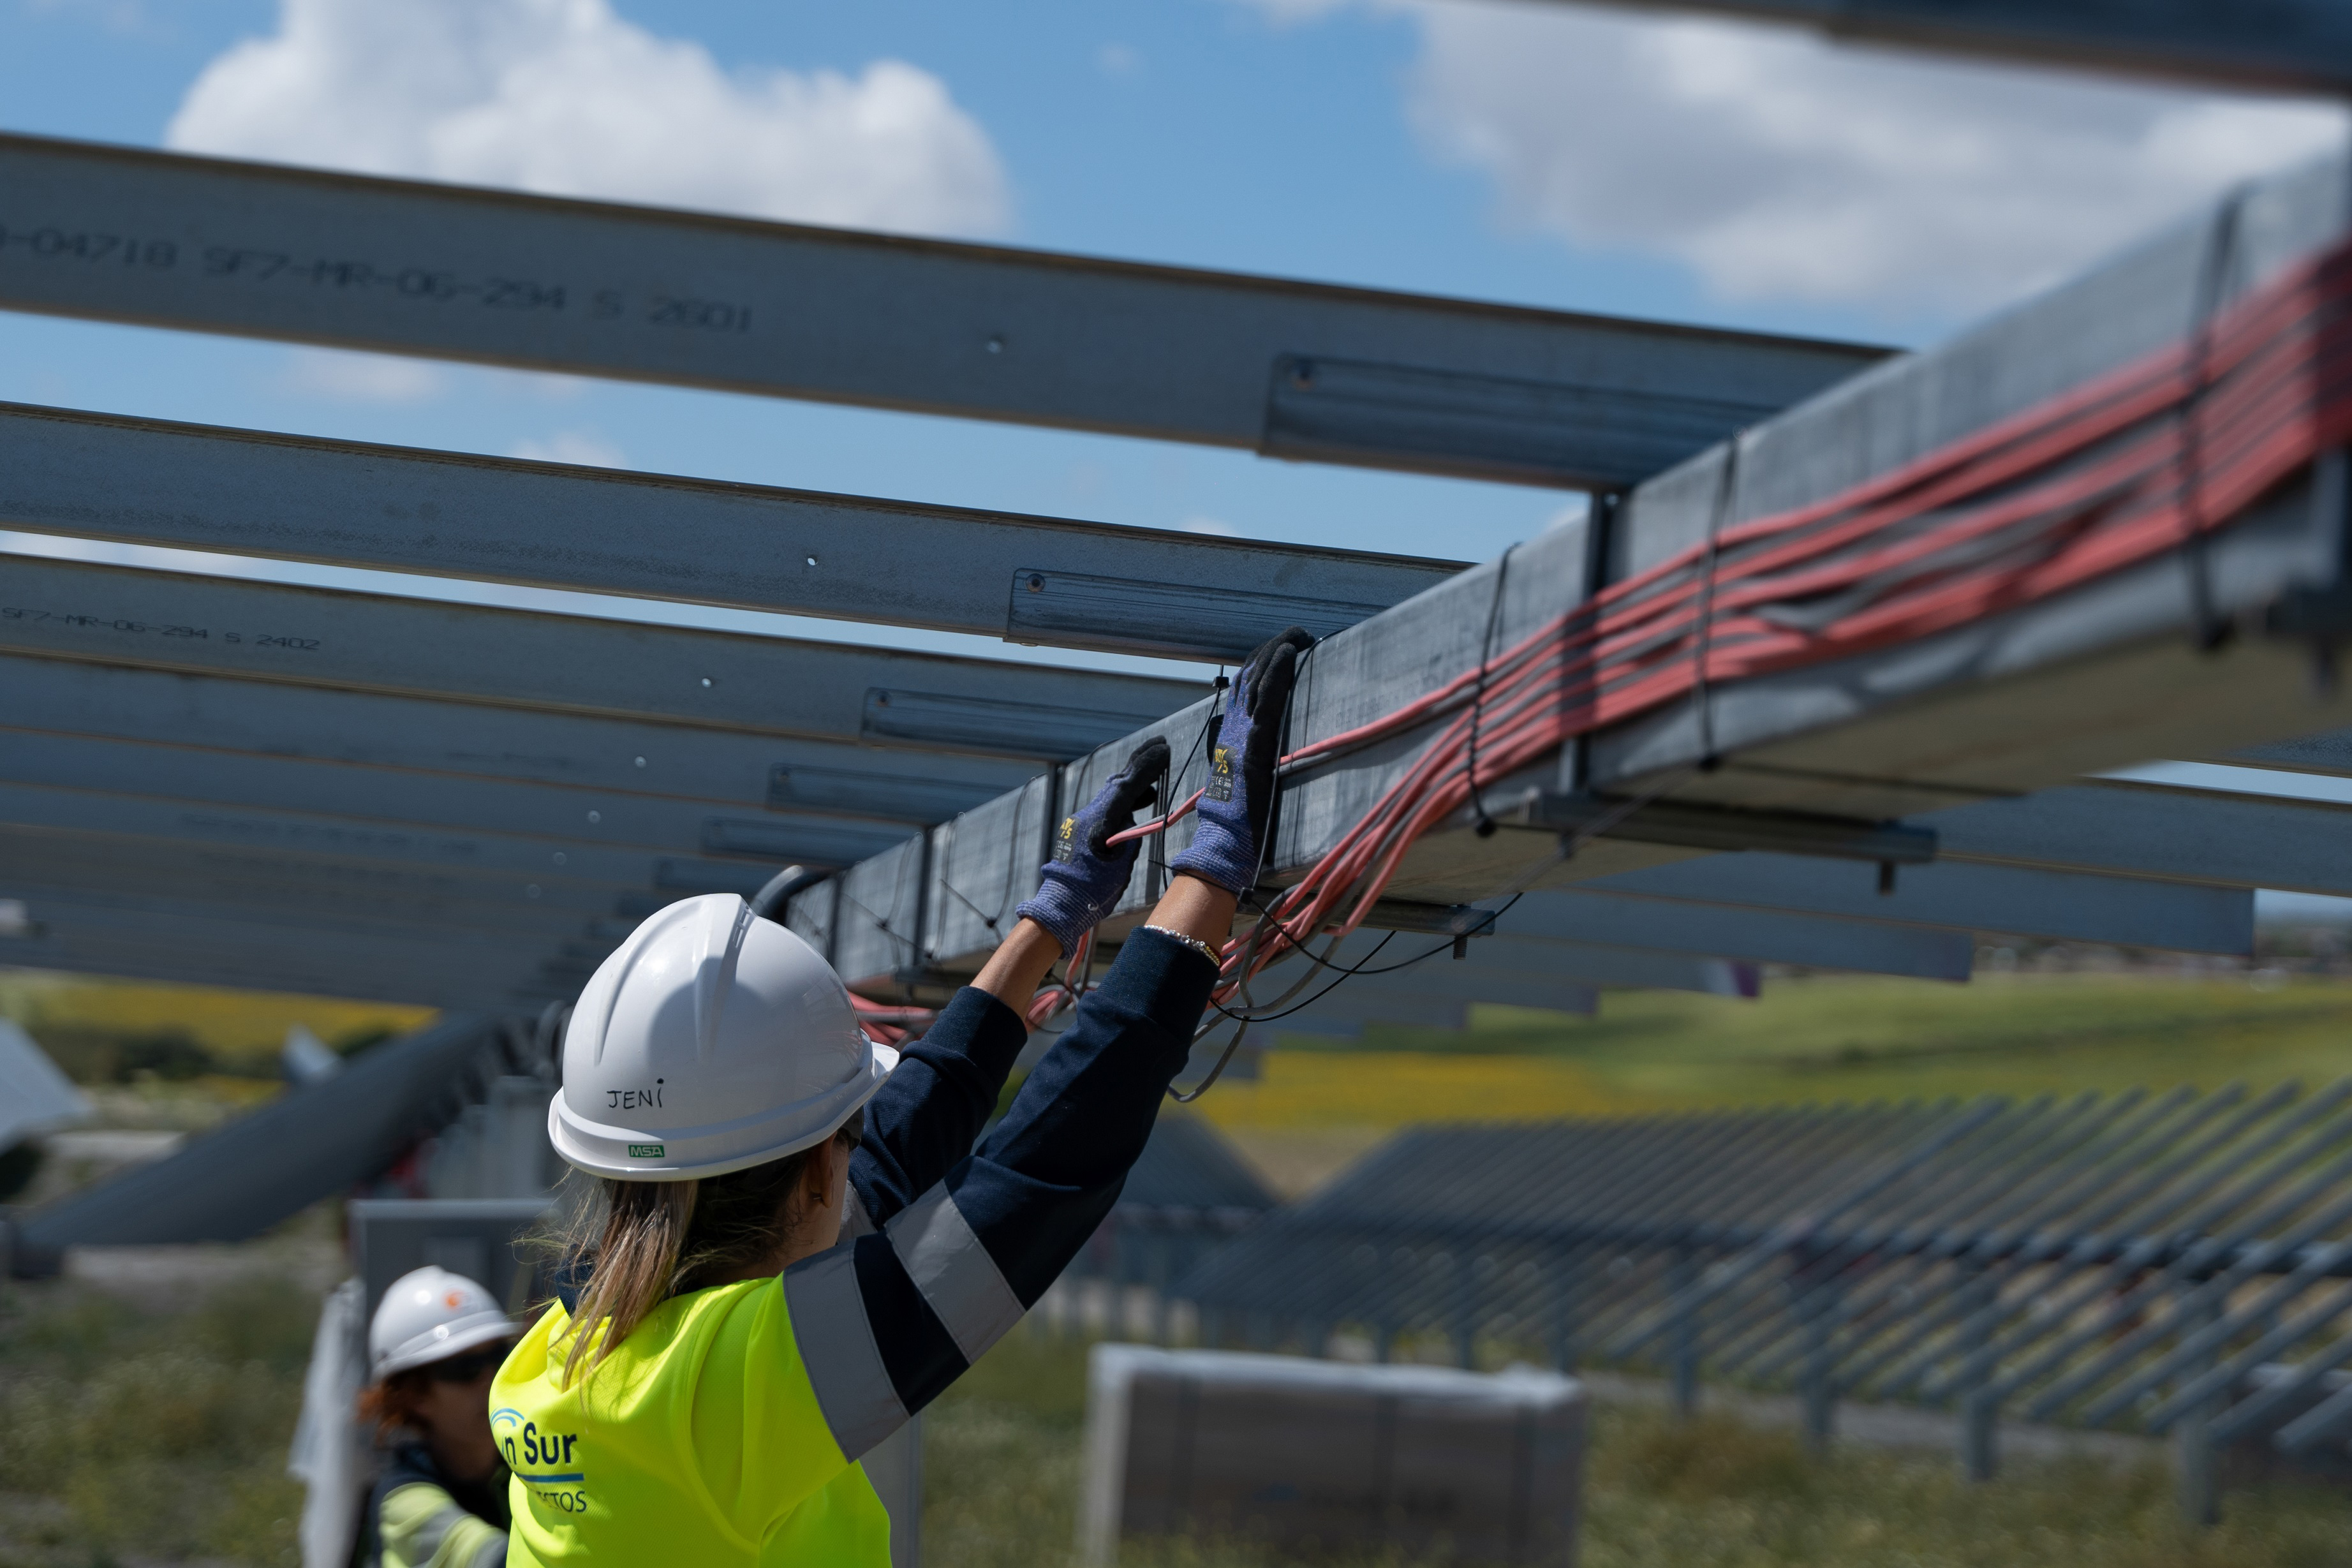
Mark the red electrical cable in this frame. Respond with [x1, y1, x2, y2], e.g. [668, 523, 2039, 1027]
[1193, 232, 2352, 1005]
[1002, 236, 2352, 1031]
[1104, 787, 1205, 847]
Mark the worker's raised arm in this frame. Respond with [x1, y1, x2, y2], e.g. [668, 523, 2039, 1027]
[785, 631, 1307, 1460]
[842, 740, 1169, 1234]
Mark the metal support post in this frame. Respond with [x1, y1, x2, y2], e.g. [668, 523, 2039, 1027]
[2176, 1289, 2226, 1528]
[1958, 1270, 2001, 1483]
[1798, 1266, 1840, 1453]
[1453, 1254, 1480, 1370]
[1549, 1253, 1582, 1372]
[1668, 1249, 1702, 1417]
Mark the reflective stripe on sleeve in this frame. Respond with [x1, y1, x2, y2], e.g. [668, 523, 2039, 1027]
[379, 1483, 497, 1568]
[885, 1181, 1027, 1365]
[783, 1243, 908, 1462]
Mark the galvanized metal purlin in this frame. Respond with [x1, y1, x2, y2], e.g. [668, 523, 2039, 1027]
[0, 404, 1461, 663]
[4, 1014, 515, 1276]
[0, 778, 807, 896]
[0, 639, 2267, 958]
[1580, 855, 2253, 955]
[797, 152, 2352, 979]
[1557, 0, 2352, 96]
[0, 727, 924, 867]
[0, 132, 1888, 491]
[0, 555, 1200, 755]
[0, 889, 598, 1008]
[1517, 792, 1937, 865]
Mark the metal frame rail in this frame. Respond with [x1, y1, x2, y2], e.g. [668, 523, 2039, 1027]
[0, 132, 1885, 492]
[1170, 1084, 2352, 1521]
[790, 149, 2352, 987]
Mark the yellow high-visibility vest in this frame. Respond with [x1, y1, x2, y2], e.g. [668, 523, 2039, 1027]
[491, 1280, 892, 1565]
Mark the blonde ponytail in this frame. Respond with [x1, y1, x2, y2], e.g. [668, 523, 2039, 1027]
[558, 1178, 697, 1387]
[552, 1107, 865, 1387]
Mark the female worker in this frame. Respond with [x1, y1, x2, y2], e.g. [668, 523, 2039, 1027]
[361, 1265, 518, 1568]
[490, 628, 1308, 1565]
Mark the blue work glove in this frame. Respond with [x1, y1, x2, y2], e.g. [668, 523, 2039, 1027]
[1171, 627, 1313, 896]
[1014, 737, 1172, 955]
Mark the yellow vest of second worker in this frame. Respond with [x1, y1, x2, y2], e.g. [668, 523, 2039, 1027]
[491, 1280, 891, 1565]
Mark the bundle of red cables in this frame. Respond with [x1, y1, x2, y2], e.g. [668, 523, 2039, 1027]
[1194, 230, 2352, 1008]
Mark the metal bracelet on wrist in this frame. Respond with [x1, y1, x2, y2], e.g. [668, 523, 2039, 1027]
[1143, 924, 1221, 968]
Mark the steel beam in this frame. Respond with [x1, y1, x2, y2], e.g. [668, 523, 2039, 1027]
[0, 884, 610, 1005]
[1583, 855, 2254, 955]
[0, 405, 1457, 662]
[1508, 892, 1975, 979]
[0, 132, 1886, 491]
[0, 555, 1195, 755]
[2, 652, 2257, 954]
[0, 911, 560, 1011]
[3, 887, 586, 970]
[1932, 785, 2352, 896]
[0, 727, 919, 868]
[0, 651, 1043, 816]
[4, 1015, 507, 1274]
[793, 151, 2352, 969]
[1553, 1, 2352, 96]
[0, 849, 632, 944]
[0, 822, 672, 923]
[0, 778, 793, 894]
[1253, 930, 1755, 1000]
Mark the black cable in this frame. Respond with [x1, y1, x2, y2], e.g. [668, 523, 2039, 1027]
[1211, 892, 1529, 1026]
[1467, 544, 1515, 838]
[936, 875, 1005, 933]
[839, 889, 913, 962]
[1168, 1012, 1250, 1103]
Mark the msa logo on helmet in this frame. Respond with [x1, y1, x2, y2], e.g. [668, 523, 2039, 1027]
[627, 1143, 665, 1158]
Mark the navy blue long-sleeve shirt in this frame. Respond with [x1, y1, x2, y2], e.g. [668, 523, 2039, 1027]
[781, 928, 1216, 1459]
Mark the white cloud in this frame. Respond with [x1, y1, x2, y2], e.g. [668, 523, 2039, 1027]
[166, 0, 1010, 238]
[1245, 0, 2350, 316]
[1097, 42, 1141, 77]
[281, 348, 445, 403]
[508, 429, 626, 468]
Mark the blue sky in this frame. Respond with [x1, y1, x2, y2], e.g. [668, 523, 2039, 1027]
[1, 0, 2344, 701]
[4, 0, 2349, 923]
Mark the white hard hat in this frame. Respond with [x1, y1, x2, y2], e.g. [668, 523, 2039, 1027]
[551, 893, 898, 1182]
[369, 1266, 516, 1380]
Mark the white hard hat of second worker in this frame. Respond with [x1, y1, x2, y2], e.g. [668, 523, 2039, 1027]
[370, 1265, 517, 1379]
[550, 892, 898, 1182]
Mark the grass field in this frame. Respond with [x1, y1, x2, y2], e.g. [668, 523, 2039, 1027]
[5, 1238, 2348, 1567]
[926, 1334, 2352, 1568]
[1196, 971, 2352, 1134]
[0, 1274, 311, 1567]
[8, 965, 2352, 1562]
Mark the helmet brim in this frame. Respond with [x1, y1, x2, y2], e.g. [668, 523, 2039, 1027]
[373, 1312, 520, 1381]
